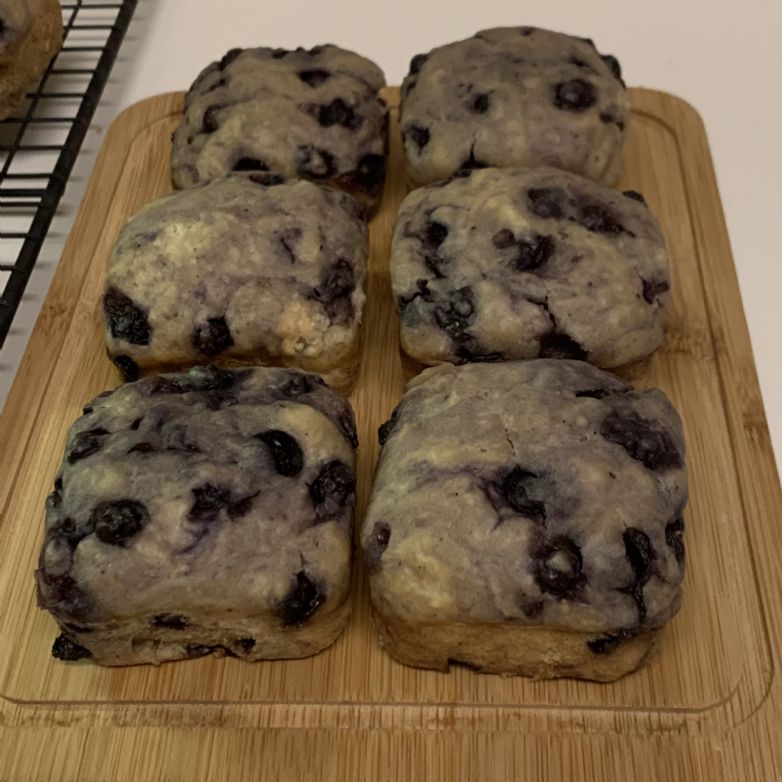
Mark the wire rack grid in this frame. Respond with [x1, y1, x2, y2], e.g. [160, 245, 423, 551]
[0, 0, 137, 346]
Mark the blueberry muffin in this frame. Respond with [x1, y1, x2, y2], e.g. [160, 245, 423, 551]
[391, 167, 669, 369]
[364, 360, 687, 681]
[103, 174, 368, 394]
[36, 365, 359, 665]
[401, 27, 628, 186]
[0, 0, 63, 119]
[172, 44, 388, 211]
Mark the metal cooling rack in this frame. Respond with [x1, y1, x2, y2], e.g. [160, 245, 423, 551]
[0, 0, 137, 345]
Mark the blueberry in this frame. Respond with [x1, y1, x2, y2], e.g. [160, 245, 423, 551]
[513, 234, 555, 272]
[202, 105, 220, 133]
[623, 190, 646, 204]
[404, 124, 430, 152]
[424, 221, 448, 248]
[472, 93, 490, 113]
[52, 633, 92, 661]
[271, 48, 288, 59]
[409, 53, 428, 74]
[528, 187, 566, 219]
[188, 484, 230, 523]
[553, 79, 597, 111]
[447, 658, 481, 671]
[587, 632, 630, 655]
[191, 316, 233, 356]
[519, 26, 536, 36]
[68, 427, 109, 464]
[49, 478, 63, 509]
[309, 460, 356, 520]
[575, 388, 612, 399]
[318, 98, 362, 130]
[338, 410, 359, 449]
[433, 287, 475, 341]
[296, 144, 336, 179]
[111, 354, 139, 381]
[186, 644, 216, 658]
[256, 430, 304, 477]
[665, 517, 685, 564]
[219, 48, 242, 68]
[248, 171, 285, 186]
[621, 527, 656, 623]
[37, 571, 92, 618]
[601, 54, 623, 83]
[277, 571, 325, 626]
[539, 331, 587, 360]
[424, 254, 446, 279]
[232, 157, 268, 172]
[454, 344, 504, 363]
[600, 410, 683, 471]
[642, 278, 670, 304]
[501, 467, 546, 523]
[364, 521, 390, 572]
[623, 527, 656, 584]
[151, 614, 188, 630]
[577, 203, 624, 233]
[348, 153, 385, 196]
[313, 259, 354, 323]
[237, 637, 256, 653]
[492, 229, 515, 248]
[227, 493, 258, 520]
[51, 516, 90, 549]
[599, 112, 615, 124]
[91, 500, 149, 547]
[278, 373, 321, 398]
[520, 600, 544, 619]
[378, 404, 401, 445]
[298, 68, 331, 87]
[534, 536, 585, 599]
[127, 442, 155, 454]
[103, 287, 151, 345]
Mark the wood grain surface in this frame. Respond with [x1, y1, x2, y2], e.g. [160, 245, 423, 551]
[0, 88, 779, 781]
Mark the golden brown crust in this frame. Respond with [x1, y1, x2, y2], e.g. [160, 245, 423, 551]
[373, 609, 660, 682]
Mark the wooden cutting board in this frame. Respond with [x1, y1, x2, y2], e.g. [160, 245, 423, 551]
[0, 88, 780, 782]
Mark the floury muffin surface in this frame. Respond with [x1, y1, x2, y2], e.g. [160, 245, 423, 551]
[400, 26, 629, 186]
[172, 44, 388, 210]
[36, 365, 358, 665]
[103, 174, 368, 393]
[391, 167, 669, 369]
[363, 360, 687, 681]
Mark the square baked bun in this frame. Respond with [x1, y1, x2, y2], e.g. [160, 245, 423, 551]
[172, 44, 388, 212]
[37, 365, 358, 666]
[364, 360, 687, 681]
[391, 167, 669, 370]
[103, 174, 368, 394]
[400, 27, 628, 186]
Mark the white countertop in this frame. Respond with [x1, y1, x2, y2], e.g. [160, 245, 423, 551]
[2, 0, 780, 473]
